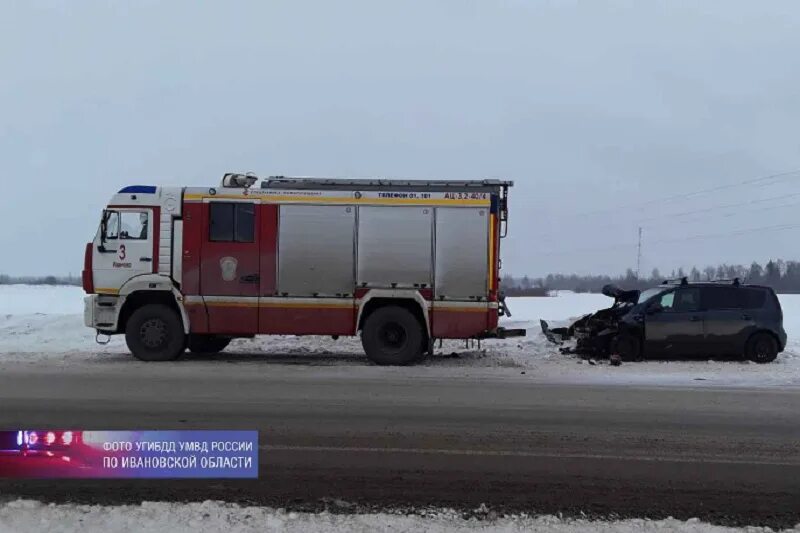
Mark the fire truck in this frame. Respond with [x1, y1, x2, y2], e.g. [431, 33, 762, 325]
[82, 174, 523, 365]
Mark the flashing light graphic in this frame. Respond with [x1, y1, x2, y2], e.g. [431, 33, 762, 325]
[0, 430, 258, 479]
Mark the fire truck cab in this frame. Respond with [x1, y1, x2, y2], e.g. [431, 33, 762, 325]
[83, 174, 522, 365]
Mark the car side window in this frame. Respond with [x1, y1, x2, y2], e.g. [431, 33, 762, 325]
[658, 288, 700, 312]
[673, 288, 700, 312]
[704, 287, 744, 310]
[741, 288, 766, 309]
[659, 291, 675, 309]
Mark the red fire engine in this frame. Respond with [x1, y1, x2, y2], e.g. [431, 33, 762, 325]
[83, 174, 522, 365]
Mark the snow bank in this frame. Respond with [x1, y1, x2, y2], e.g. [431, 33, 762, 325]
[0, 500, 794, 533]
[1, 285, 799, 388]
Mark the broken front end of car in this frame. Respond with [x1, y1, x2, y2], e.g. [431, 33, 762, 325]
[540, 285, 640, 357]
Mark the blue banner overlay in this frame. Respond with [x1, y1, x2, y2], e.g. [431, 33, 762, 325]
[0, 430, 258, 478]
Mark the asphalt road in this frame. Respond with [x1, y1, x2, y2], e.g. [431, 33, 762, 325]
[0, 362, 799, 527]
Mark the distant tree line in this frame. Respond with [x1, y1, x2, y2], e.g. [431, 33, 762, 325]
[0, 274, 81, 286]
[503, 259, 800, 294]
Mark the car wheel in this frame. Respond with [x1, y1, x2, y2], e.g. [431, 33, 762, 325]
[187, 335, 232, 354]
[612, 333, 642, 361]
[125, 304, 186, 362]
[746, 333, 778, 364]
[361, 306, 425, 366]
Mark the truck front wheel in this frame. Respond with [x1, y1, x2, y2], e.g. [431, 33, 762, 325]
[125, 304, 186, 362]
[361, 306, 425, 365]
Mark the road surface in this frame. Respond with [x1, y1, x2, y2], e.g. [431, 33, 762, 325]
[0, 360, 799, 527]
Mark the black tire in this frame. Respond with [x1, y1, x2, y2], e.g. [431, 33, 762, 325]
[361, 306, 425, 365]
[125, 304, 186, 362]
[612, 333, 642, 362]
[746, 332, 778, 364]
[187, 335, 231, 354]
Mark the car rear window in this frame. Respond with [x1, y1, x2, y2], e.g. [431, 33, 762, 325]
[703, 287, 767, 310]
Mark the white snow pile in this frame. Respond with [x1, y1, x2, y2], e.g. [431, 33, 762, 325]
[1, 285, 800, 387]
[0, 500, 796, 533]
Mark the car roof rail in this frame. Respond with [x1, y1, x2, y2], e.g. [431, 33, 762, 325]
[708, 278, 741, 286]
[660, 277, 688, 286]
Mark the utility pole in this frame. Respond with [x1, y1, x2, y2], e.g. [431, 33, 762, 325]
[636, 226, 643, 279]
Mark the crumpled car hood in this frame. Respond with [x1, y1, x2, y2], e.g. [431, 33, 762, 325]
[540, 286, 639, 353]
[601, 284, 640, 305]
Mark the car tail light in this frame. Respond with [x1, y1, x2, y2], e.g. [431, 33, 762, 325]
[82, 242, 94, 294]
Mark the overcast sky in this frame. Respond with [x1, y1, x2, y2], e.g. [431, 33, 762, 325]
[3, 0, 800, 278]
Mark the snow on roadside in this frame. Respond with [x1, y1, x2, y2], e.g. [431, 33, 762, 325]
[0, 500, 795, 533]
[1, 285, 800, 388]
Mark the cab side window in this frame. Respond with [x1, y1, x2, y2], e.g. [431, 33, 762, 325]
[209, 202, 255, 243]
[119, 212, 149, 240]
[104, 211, 120, 240]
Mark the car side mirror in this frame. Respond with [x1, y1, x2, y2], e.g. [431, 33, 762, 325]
[647, 303, 663, 315]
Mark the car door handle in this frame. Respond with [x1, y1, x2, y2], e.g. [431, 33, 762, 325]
[239, 274, 260, 284]
[140, 257, 152, 262]
[689, 316, 701, 322]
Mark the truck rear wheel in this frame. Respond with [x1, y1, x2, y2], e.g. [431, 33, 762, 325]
[125, 304, 185, 362]
[187, 335, 231, 354]
[362, 306, 425, 365]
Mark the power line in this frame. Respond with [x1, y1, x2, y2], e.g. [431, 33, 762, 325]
[549, 167, 800, 220]
[651, 222, 800, 245]
[529, 192, 800, 241]
[535, 222, 800, 256]
[635, 191, 800, 224]
[633, 168, 800, 207]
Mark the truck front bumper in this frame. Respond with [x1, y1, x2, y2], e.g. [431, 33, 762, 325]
[84, 294, 121, 333]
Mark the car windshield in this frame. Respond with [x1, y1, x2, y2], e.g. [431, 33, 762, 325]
[637, 287, 668, 304]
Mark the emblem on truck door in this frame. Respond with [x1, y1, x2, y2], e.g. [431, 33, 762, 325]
[220, 257, 238, 282]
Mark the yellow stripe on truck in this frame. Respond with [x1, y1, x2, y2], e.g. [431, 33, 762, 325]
[184, 194, 489, 206]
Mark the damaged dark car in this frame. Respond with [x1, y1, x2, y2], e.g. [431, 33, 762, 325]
[541, 279, 787, 363]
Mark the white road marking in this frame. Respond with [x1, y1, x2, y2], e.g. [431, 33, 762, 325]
[262, 444, 800, 466]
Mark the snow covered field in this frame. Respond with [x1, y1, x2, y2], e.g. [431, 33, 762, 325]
[1, 285, 800, 388]
[1, 500, 796, 533]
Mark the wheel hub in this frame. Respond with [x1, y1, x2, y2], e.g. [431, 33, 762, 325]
[140, 318, 168, 349]
[756, 341, 770, 358]
[380, 323, 407, 350]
